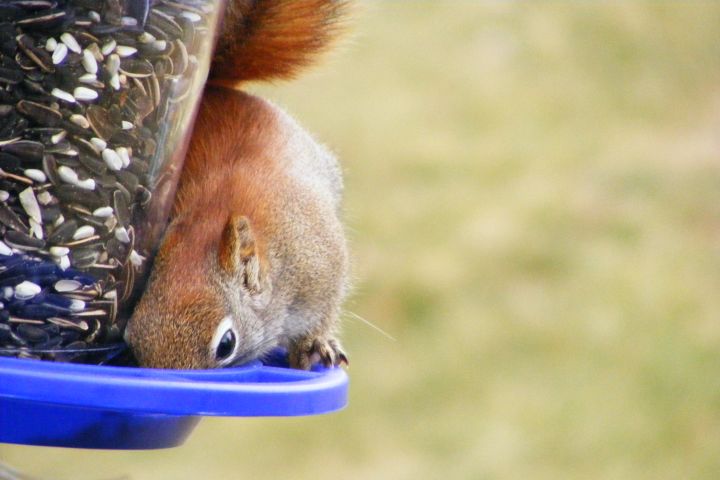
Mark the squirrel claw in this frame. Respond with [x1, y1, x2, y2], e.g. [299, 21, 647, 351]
[289, 336, 348, 370]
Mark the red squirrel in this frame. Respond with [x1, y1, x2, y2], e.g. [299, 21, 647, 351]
[124, 0, 351, 369]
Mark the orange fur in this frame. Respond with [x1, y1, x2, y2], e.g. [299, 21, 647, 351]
[126, 1, 351, 369]
[173, 88, 280, 267]
[210, 0, 350, 85]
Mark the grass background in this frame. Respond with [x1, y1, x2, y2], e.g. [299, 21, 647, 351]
[3, 2, 720, 478]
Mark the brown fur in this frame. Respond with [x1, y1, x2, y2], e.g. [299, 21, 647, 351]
[125, 1, 351, 369]
[210, 0, 350, 85]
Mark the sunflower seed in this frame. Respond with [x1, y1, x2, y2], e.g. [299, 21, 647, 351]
[57, 254, 69, 270]
[92, 206, 113, 218]
[129, 249, 145, 267]
[89, 137, 106, 152]
[78, 73, 97, 84]
[51, 130, 66, 144]
[115, 45, 137, 58]
[75, 178, 95, 190]
[14, 281, 41, 300]
[69, 114, 89, 129]
[138, 32, 155, 44]
[45, 37, 57, 52]
[72, 225, 94, 240]
[51, 87, 74, 103]
[51, 42, 67, 64]
[73, 86, 98, 101]
[60, 33, 81, 54]
[29, 217, 43, 239]
[87, 10, 100, 22]
[81, 49, 98, 74]
[115, 146, 130, 167]
[24, 168, 46, 182]
[180, 12, 202, 23]
[19, 187, 41, 224]
[57, 165, 79, 184]
[114, 226, 130, 244]
[109, 73, 120, 90]
[69, 299, 86, 312]
[49, 246, 69, 257]
[36, 191, 53, 205]
[102, 148, 122, 171]
[100, 38, 116, 56]
[105, 53, 120, 75]
[151, 39, 167, 52]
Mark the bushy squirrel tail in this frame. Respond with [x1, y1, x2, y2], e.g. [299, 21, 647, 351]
[210, 0, 350, 86]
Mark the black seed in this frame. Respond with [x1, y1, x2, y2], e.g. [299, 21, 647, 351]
[47, 140, 76, 157]
[120, 58, 153, 78]
[16, 324, 50, 344]
[78, 152, 107, 175]
[55, 184, 104, 208]
[114, 181, 132, 204]
[2, 139, 44, 162]
[39, 205, 60, 223]
[65, 340, 87, 350]
[135, 185, 151, 206]
[0, 113, 28, 140]
[16, 9, 69, 29]
[0, 323, 11, 341]
[42, 153, 62, 184]
[0, 66, 23, 85]
[115, 169, 139, 194]
[16, 34, 54, 73]
[11, 1, 56, 10]
[47, 218, 77, 243]
[148, 9, 183, 38]
[0, 203, 30, 232]
[17, 100, 62, 127]
[47, 316, 89, 332]
[5, 229, 45, 250]
[86, 105, 116, 140]
[0, 152, 24, 172]
[126, 157, 149, 176]
[112, 189, 129, 227]
[71, 247, 100, 268]
[35, 335, 63, 350]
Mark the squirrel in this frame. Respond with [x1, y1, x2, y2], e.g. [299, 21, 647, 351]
[123, 0, 351, 369]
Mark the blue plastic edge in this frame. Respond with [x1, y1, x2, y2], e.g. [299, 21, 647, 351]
[0, 354, 348, 449]
[0, 356, 349, 417]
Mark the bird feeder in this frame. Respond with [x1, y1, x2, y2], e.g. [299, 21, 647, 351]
[0, 0, 348, 450]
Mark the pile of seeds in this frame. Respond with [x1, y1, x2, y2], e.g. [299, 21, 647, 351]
[0, 0, 217, 361]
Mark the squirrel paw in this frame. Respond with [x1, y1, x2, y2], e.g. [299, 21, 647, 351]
[289, 335, 349, 370]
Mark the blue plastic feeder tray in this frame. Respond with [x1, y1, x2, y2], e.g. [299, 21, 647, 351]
[0, 349, 348, 449]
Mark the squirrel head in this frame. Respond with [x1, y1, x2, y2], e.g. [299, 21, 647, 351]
[125, 213, 273, 369]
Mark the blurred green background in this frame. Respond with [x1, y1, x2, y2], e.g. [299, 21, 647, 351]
[3, 2, 720, 478]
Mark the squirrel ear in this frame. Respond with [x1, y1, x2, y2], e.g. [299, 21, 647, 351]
[218, 214, 263, 293]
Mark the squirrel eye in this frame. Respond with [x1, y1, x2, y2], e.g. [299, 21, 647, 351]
[215, 329, 236, 361]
